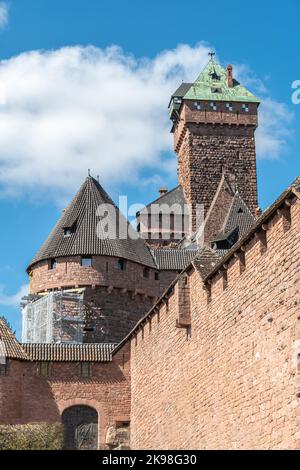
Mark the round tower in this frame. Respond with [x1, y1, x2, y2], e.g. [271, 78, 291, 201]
[26, 176, 160, 344]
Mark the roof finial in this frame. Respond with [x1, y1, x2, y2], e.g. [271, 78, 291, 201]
[208, 51, 216, 60]
[97, 175, 100, 182]
[88, 169, 91, 177]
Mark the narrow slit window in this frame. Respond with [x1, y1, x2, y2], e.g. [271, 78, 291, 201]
[49, 259, 57, 270]
[117, 259, 126, 271]
[143, 267, 150, 279]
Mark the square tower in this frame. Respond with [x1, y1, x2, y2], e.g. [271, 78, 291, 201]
[169, 56, 260, 231]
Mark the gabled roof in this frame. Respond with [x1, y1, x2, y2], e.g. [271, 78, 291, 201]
[23, 343, 116, 362]
[141, 186, 186, 212]
[0, 318, 28, 360]
[184, 58, 260, 103]
[222, 192, 255, 237]
[29, 176, 156, 269]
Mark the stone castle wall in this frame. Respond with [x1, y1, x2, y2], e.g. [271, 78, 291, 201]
[129, 197, 300, 449]
[0, 345, 131, 449]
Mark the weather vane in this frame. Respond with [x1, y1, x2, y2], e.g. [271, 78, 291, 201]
[208, 51, 216, 59]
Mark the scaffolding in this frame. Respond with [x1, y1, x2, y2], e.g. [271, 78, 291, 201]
[21, 290, 85, 344]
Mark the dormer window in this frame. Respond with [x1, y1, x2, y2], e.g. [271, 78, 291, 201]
[242, 103, 249, 112]
[210, 102, 217, 111]
[49, 259, 57, 270]
[63, 228, 72, 237]
[211, 87, 222, 94]
[194, 102, 201, 110]
[226, 103, 233, 112]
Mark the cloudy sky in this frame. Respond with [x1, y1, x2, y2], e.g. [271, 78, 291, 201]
[0, 0, 299, 335]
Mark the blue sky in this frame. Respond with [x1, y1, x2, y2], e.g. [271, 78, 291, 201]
[0, 0, 299, 336]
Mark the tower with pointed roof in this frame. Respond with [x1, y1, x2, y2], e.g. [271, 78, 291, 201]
[169, 56, 260, 231]
[25, 175, 198, 345]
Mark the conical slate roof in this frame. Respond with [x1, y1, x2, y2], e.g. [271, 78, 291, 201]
[28, 176, 156, 269]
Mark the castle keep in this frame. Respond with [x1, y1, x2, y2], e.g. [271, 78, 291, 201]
[1, 56, 299, 450]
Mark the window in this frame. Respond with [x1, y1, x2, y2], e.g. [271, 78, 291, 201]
[210, 102, 217, 111]
[63, 227, 72, 237]
[155, 272, 159, 281]
[143, 267, 150, 279]
[0, 363, 7, 376]
[211, 87, 222, 94]
[226, 102, 233, 112]
[242, 103, 249, 112]
[38, 362, 51, 378]
[80, 363, 92, 378]
[117, 259, 126, 271]
[49, 259, 57, 270]
[194, 101, 201, 110]
[81, 257, 92, 268]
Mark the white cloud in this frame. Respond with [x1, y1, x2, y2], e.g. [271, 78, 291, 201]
[0, 2, 8, 29]
[0, 44, 293, 201]
[0, 284, 29, 307]
[234, 64, 294, 159]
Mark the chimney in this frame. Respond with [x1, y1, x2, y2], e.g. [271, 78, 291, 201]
[256, 207, 262, 218]
[159, 187, 168, 197]
[226, 64, 233, 88]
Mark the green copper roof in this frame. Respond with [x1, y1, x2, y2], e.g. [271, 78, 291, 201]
[184, 59, 260, 104]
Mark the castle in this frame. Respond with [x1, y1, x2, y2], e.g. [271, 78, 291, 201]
[0, 55, 299, 450]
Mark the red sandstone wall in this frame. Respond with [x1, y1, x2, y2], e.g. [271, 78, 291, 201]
[0, 360, 23, 423]
[0, 345, 131, 449]
[28, 255, 178, 343]
[130, 199, 300, 450]
[30, 256, 160, 296]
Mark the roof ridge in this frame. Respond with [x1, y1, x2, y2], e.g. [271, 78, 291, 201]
[145, 185, 182, 208]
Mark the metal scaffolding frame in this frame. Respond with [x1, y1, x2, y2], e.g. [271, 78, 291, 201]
[21, 290, 85, 344]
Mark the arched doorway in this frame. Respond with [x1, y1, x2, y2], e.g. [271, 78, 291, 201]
[62, 405, 98, 450]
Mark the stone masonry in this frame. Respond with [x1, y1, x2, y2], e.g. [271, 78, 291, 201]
[127, 193, 300, 449]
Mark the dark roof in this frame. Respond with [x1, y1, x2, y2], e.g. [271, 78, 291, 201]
[192, 247, 220, 277]
[142, 185, 186, 211]
[0, 318, 28, 360]
[23, 343, 116, 362]
[171, 83, 192, 98]
[223, 193, 255, 237]
[29, 176, 156, 269]
[204, 176, 300, 283]
[151, 248, 198, 270]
